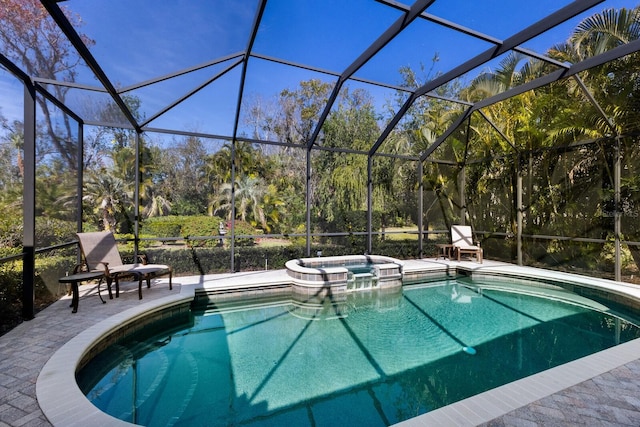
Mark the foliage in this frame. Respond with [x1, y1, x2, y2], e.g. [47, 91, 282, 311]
[142, 216, 184, 239]
[233, 221, 259, 247]
[35, 217, 78, 248]
[127, 240, 424, 277]
[155, 135, 209, 216]
[0, 0, 93, 170]
[399, 6, 640, 275]
[181, 216, 228, 247]
[3, 3, 640, 308]
[0, 261, 57, 337]
[0, 205, 76, 252]
[142, 215, 257, 247]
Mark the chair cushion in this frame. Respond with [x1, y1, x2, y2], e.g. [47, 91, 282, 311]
[451, 225, 475, 247]
[109, 263, 171, 275]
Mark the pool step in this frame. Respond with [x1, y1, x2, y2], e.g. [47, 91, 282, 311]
[347, 272, 379, 291]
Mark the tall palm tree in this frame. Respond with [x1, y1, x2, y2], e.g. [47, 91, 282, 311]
[570, 7, 640, 59]
[553, 6, 640, 270]
[548, 6, 640, 136]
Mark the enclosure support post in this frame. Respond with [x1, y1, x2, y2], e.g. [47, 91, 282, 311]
[366, 156, 373, 255]
[516, 155, 524, 266]
[77, 123, 84, 264]
[305, 148, 311, 257]
[22, 82, 36, 320]
[614, 137, 621, 282]
[459, 163, 466, 224]
[230, 139, 236, 272]
[418, 160, 424, 258]
[134, 132, 141, 260]
[77, 124, 84, 233]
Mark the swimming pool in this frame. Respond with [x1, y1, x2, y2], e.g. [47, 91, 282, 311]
[76, 277, 640, 426]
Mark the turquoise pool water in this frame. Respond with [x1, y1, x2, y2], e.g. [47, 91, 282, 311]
[77, 279, 640, 426]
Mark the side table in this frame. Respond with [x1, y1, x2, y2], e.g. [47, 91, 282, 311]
[435, 243, 454, 260]
[58, 271, 105, 313]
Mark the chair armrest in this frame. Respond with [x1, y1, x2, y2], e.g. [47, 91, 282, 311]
[95, 261, 111, 276]
[71, 263, 87, 274]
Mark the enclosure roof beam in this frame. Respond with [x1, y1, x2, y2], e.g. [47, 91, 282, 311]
[572, 75, 618, 136]
[380, 0, 572, 70]
[84, 120, 135, 130]
[477, 110, 518, 152]
[0, 53, 31, 85]
[119, 52, 245, 93]
[252, 52, 474, 108]
[32, 77, 107, 93]
[0, 54, 84, 123]
[252, 53, 415, 94]
[40, 0, 141, 132]
[231, 0, 267, 144]
[141, 58, 243, 128]
[514, 47, 570, 69]
[34, 83, 83, 123]
[307, 0, 436, 150]
[420, 37, 640, 162]
[373, 0, 603, 157]
[377, 0, 502, 44]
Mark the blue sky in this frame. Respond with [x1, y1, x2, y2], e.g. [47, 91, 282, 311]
[1, 0, 638, 137]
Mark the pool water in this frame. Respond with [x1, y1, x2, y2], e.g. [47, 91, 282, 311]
[77, 279, 640, 426]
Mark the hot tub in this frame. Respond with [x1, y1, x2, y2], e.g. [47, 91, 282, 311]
[285, 254, 403, 296]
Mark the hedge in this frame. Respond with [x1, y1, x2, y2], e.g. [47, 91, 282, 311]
[132, 239, 431, 275]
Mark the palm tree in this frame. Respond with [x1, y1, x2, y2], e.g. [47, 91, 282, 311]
[211, 175, 274, 231]
[552, 6, 640, 270]
[83, 171, 132, 232]
[569, 7, 640, 59]
[548, 7, 640, 136]
[142, 193, 172, 218]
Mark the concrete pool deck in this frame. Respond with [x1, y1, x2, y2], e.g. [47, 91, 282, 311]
[1, 259, 639, 426]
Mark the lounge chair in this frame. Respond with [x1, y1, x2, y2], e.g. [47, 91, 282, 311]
[451, 225, 483, 263]
[77, 231, 172, 300]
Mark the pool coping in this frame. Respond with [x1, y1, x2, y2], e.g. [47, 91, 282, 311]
[396, 334, 640, 426]
[36, 285, 198, 427]
[35, 260, 640, 426]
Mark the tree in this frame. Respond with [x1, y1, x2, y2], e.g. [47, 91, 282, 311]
[313, 88, 380, 223]
[0, 116, 23, 189]
[142, 193, 172, 218]
[272, 79, 332, 145]
[82, 170, 131, 232]
[155, 135, 208, 215]
[551, 6, 640, 272]
[212, 174, 282, 232]
[0, 0, 93, 169]
[392, 63, 467, 229]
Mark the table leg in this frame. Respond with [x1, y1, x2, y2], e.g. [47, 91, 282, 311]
[71, 281, 79, 313]
[97, 278, 106, 304]
[106, 277, 115, 299]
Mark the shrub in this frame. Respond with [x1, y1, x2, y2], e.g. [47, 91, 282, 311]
[0, 213, 77, 250]
[233, 221, 257, 247]
[0, 206, 22, 249]
[141, 216, 183, 238]
[180, 216, 227, 247]
[317, 210, 383, 247]
[0, 262, 57, 337]
[142, 216, 260, 248]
